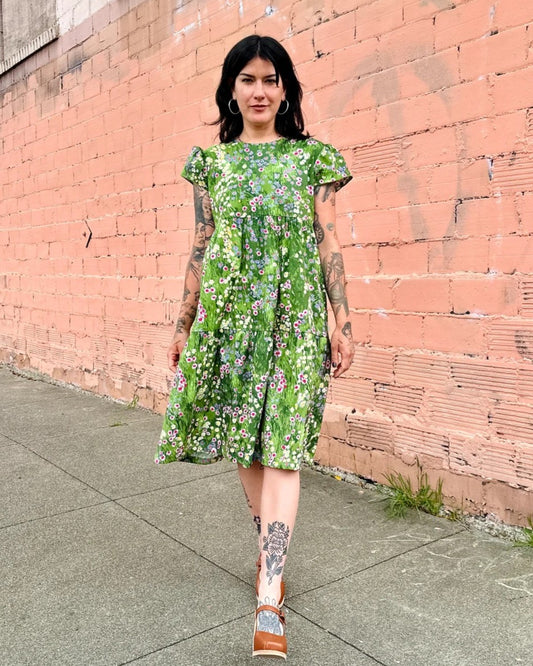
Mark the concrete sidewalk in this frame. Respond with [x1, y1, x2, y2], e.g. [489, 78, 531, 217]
[1, 365, 532, 666]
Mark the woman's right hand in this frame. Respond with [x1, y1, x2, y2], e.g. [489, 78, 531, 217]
[167, 332, 189, 373]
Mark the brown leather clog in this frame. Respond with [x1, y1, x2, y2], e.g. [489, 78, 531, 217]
[252, 604, 287, 659]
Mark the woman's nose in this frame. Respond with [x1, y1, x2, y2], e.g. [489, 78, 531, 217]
[253, 82, 265, 98]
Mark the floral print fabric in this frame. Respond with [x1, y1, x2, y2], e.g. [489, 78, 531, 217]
[156, 137, 351, 470]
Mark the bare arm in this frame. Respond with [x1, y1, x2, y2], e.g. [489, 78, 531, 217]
[313, 183, 354, 378]
[168, 185, 214, 371]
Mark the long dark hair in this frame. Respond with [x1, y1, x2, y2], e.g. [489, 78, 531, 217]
[214, 35, 308, 143]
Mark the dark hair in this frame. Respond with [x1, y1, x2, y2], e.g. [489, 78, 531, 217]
[214, 35, 308, 143]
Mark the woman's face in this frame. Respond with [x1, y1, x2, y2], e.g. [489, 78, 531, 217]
[232, 57, 286, 133]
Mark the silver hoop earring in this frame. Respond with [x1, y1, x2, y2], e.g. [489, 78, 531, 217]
[277, 100, 289, 116]
[228, 99, 241, 115]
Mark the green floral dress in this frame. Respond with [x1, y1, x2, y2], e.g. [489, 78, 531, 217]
[156, 137, 351, 470]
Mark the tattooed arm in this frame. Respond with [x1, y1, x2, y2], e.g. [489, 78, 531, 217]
[167, 185, 215, 372]
[313, 183, 354, 379]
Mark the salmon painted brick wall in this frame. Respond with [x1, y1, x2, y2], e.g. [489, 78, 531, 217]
[1, 0, 533, 525]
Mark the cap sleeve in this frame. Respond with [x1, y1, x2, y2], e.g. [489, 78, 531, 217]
[181, 146, 208, 188]
[312, 142, 352, 191]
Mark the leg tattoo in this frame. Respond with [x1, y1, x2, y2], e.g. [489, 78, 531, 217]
[253, 515, 261, 535]
[243, 487, 253, 510]
[256, 596, 284, 635]
[262, 521, 290, 585]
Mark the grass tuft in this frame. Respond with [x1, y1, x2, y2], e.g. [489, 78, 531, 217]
[379, 460, 443, 518]
[513, 517, 533, 548]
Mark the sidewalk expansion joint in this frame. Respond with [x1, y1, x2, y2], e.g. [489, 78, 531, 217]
[0, 499, 115, 532]
[112, 467, 236, 502]
[116, 610, 252, 664]
[287, 527, 466, 603]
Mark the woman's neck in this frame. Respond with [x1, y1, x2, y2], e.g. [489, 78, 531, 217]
[239, 126, 281, 144]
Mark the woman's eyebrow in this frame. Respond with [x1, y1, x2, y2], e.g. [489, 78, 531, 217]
[238, 72, 277, 79]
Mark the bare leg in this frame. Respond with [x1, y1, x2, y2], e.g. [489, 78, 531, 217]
[237, 460, 264, 550]
[256, 467, 300, 634]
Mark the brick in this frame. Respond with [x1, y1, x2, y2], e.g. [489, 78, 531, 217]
[376, 383, 423, 417]
[482, 480, 533, 527]
[379, 243, 429, 275]
[352, 346, 395, 383]
[297, 53, 335, 92]
[330, 108, 377, 148]
[393, 277, 450, 313]
[449, 434, 485, 476]
[402, 127, 457, 168]
[280, 31, 315, 68]
[379, 18, 434, 67]
[451, 276, 519, 316]
[394, 352, 449, 389]
[435, 0, 496, 51]
[451, 358, 517, 398]
[429, 386, 490, 434]
[395, 425, 449, 466]
[330, 376, 374, 411]
[495, 1, 533, 30]
[346, 278, 395, 310]
[398, 202, 455, 242]
[356, 0, 403, 40]
[455, 197, 518, 238]
[424, 314, 485, 354]
[493, 68, 533, 115]
[459, 27, 528, 81]
[403, 0, 455, 23]
[314, 12, 355, 55]
[288, 0, 333, 34]
[333, 38, 380, 83]
[306, 80, 355, 126]
[517, 193, 533, 234]
[481, 440, 520, 485]
[370, 312, 424, 349]
[347, 412, 394, 452]
[350, 209, 399, 244]
[489, 235, 533, 274]
[428, 78, 492, 129]
[429, 238, 489, 273]
[350, 311, 371, 345]
[376, 95, 430, 140]
[342, 244, 380, 276]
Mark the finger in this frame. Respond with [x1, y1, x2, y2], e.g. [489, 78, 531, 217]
[335, 356, 350, 378]
[168, 351, 179, 372]
[334, 344, 353, 378]
[331, 342, 339, 374]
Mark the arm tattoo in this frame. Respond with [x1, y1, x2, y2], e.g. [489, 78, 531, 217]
[341, 321, 352, 340]
[323, 251, 349, 318]
[313, 212, 325, 245]
[316, 183, 336, 204]
[174, 186, 215, 334]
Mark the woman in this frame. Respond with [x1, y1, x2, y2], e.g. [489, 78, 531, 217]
[156, 35, 354, 659]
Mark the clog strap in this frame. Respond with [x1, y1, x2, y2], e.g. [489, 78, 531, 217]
[256, 604, 286, 624]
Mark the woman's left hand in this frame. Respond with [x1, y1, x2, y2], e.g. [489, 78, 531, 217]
[330, 323, 355, 379]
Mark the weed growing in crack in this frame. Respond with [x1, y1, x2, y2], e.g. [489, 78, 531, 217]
[513, 517, 533, 548]
[379, 460, 443, 519]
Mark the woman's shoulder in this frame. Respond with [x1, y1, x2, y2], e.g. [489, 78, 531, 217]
[287, 136, 341, 156]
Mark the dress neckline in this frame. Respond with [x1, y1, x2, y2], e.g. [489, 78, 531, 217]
[235, 137, 286, 147]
